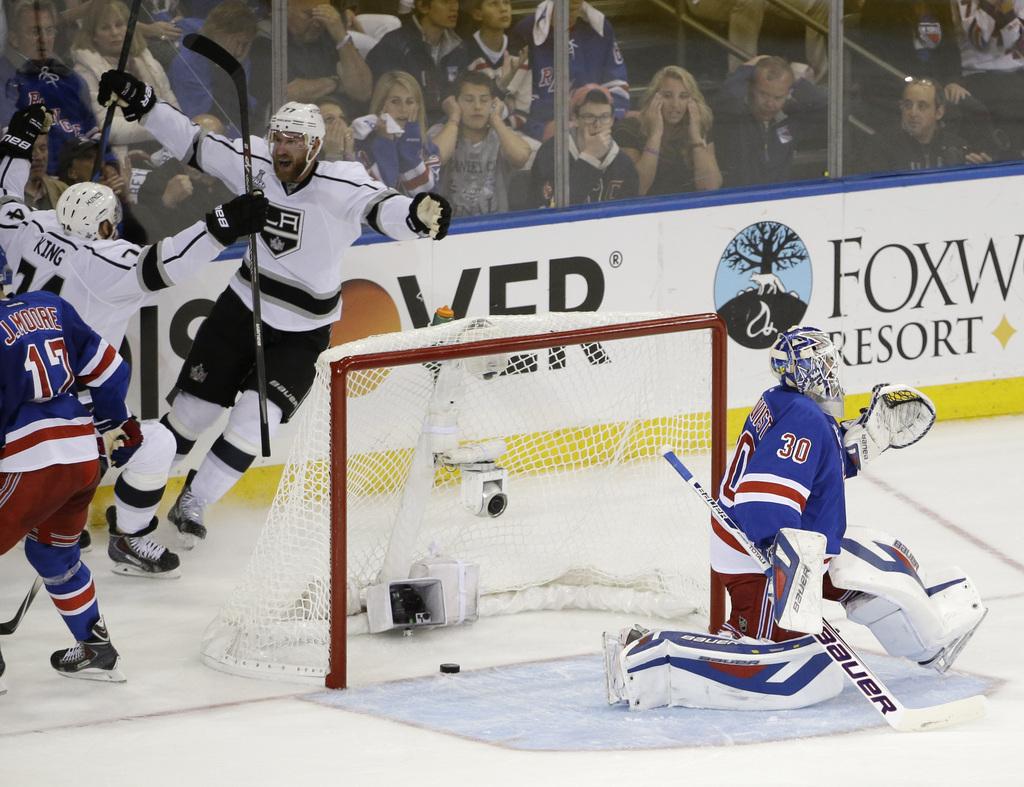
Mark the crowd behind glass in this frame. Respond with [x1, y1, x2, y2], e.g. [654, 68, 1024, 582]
[2, 0, 1020, 242]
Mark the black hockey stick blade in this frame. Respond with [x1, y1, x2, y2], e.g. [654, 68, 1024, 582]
[0, 576, 43, 636]
[183, 33, 243, 79]
[93, 0, 144, 181]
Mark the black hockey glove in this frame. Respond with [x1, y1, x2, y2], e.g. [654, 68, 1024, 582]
[100, 416, 144, 468]
[97, 70, 157, 122]
[407, 192, 452, 240]
[206, 192, 269, 246]
[0, 105, 52, 160]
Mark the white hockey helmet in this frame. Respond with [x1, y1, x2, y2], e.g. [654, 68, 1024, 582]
[56, 182, 122, 240]
[267, 102, 326, 165]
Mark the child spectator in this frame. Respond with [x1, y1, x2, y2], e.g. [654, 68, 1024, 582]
[354, 69, 441, 194]
[529, 84, 638, 207]
[614, 65, 722, 195]
[319, 99, 356, 161]
[511, 0, 629, 141]
[442, 0, 531, 126]
[72, 0, 179, 163]
[430, 70, 532, 216]
[366, 0, 461, 125]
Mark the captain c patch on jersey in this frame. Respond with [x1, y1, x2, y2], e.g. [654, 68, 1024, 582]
[261, 204, 304, 257]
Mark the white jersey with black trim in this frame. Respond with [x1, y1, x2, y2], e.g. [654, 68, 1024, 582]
[141, 102, 426, 332]
[0, 156, 228, 348]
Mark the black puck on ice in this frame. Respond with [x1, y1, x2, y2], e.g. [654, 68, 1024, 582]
[439, 663, 460, 674]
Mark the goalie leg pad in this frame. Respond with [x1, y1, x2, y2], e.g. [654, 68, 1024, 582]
[772, 527, 826, 635]
[606, 629, 842, 711]
[830, 526, 987, 670]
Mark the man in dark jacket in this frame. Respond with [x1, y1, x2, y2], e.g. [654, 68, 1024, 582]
[712, 56, 826, 188]
[858, 78, 991, 173]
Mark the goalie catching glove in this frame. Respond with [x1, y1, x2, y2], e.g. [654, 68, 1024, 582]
[0, 105, 52, 159]
[206, 192, 269, 246]
[97, 416, 144, 468]
[407, 192, 452, 240]
[97, 70, 156, 122]
[842, 383, 936, 467]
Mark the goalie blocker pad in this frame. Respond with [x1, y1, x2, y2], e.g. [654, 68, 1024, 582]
[604, 629, 842, 711]
[829, 526, 987, 672]
[772, 527, 826, 635]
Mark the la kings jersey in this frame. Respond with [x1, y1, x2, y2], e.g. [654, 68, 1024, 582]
[713, 385, 858, 575]
[141, 102, 426, 332]
[0, 156, 228, 348]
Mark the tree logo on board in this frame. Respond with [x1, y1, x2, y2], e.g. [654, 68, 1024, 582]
[713, 221, 812, 349]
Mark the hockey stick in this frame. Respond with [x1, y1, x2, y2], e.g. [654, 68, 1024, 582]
[182, 33, 271, 457]
[0, 577, 43, 636]
[92, 0, 144, 181]
[659, 447, 987, 732]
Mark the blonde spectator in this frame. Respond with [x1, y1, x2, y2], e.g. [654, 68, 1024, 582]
[355, 70, 440, 195]
[614, 65, 722, 195]
[71, 0, 179, 162]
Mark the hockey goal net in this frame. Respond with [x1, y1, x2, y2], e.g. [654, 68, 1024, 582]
[201, 311, 727, 686]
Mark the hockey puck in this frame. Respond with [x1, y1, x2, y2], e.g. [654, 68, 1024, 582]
[439, 663, 460, 674]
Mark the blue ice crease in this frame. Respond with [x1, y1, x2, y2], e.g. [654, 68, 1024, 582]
[304, 653, 993, 749]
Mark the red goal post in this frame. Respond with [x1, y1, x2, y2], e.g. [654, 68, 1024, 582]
[325, 313, 728, 688]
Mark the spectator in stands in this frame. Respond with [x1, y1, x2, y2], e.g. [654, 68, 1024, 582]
[329, 1, 401, 57]
[855, 0, 998, 155]
[72, 0, 179, 163]
[168, 0, 258, 135]
[354, 69, 441, 194]
[953, 0, 1024, 158]
[251, 0, 373, 119]
[530, 84, 638, 207]
[858, 77, 992, 173]
[56, 137, 148, 243]
[512, 0, 629, 141]
[682, 0, 829, 81]
[614, 65, 722, 195]
[442, 0, 531, 126]
[712, 55, 826, 188]
[318, 99, 356, 160]
[3, 0, 99, 174]
[429, 70, 531, 216]
[23, 130, 69, 210]
[134, 113, 236, 237]
[366, 0, 461, 125]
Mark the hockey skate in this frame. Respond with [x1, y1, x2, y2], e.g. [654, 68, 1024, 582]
[106, 508, 181, 579]
[918, 607, 990, 674]
[603, 625, 650, 704]
[50, 617, 126, 682]
[167, 469, 207, 550]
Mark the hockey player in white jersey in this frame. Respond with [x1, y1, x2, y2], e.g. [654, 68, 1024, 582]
[0, 104, 268, 577]
[96, 70, 453, 549]
[604, 327, 987, 712]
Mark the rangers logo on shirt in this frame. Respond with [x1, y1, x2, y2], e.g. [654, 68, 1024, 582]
[261, 205, 304, 257]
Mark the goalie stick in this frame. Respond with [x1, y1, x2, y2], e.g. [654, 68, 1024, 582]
[182, 32, 271, 457]
[92, 0, 144, 181]
[660, 447, 987, 732]
[0, 577, 43, 636]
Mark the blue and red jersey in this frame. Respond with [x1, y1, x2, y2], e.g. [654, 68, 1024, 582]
[713, 385, 858, 574]
[0, 291, 129, 472]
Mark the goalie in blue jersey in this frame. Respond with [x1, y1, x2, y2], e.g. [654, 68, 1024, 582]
[604, 326, 987, 712]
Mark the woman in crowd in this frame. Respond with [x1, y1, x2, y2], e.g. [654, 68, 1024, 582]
[71, 0, 179, 162]
[355, 70, 440, 195]
[614, 65, 722, 196]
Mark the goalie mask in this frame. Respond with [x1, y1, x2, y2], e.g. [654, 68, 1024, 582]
[770, 326, 844, 418]
[267, 102, 325, 167]
[57, 182, 122, 241]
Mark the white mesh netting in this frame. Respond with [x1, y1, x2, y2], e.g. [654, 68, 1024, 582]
[201, 312, 718, 679]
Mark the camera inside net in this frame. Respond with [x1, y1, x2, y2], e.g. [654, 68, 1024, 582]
[459, 461, 509, 518]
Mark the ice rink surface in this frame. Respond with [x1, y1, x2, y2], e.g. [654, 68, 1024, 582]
[0, 415, 1020, 786]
